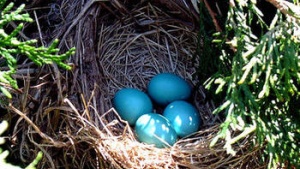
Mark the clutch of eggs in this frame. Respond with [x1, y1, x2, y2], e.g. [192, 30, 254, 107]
[112, 73, 201, 148]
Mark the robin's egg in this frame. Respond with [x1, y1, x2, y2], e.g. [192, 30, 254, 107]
[147, 73, 192, 106]
[163, 101, 201, 138]
[113, 88, 153, 125]
[135, 113, 178, 148]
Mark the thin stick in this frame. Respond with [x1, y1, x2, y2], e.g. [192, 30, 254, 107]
[203, 0, 223, 32]
[266, 0, 300, 19]
[33, 10, 45, 46]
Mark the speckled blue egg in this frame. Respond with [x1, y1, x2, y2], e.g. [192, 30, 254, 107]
[147, 73, 192, 106]
[135, 113, 178, 148]
[113, 88, 153, 125]
[163, 101, 201, 138]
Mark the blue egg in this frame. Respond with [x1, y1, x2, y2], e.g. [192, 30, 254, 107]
[147, 73, 192, 106]
[113, 88, 153, 125]
[163, 101, 201, 138]
[135, 113, 178, 148]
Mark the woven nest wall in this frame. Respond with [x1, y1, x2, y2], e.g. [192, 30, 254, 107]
[7, 0, 266, 168]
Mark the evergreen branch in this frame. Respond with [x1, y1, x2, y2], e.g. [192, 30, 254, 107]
[0, 1, 75, 98]
[207, 0, 300, 168]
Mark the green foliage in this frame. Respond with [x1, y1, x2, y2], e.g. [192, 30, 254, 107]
[0, 0, 75, 98]
[205, 0, 300, 168]
[0, 1, 74, 168]
[0, 120, 43, 169]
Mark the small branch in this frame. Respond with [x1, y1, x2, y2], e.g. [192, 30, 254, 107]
[33, 10, 44, 46]
[266, 0, 300, 19]
[203, 0, 223, 32]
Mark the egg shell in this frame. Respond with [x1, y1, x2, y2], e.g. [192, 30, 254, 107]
[135, 113, 178, 148]
[113, 88, 153, 125]
[163, 101, 201, 138]
[147, 73, 192, 106]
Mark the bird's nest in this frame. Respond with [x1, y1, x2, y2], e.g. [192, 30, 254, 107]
[6, 0, 265, 168]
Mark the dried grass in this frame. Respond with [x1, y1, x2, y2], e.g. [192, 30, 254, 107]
[5, 0, 266, 168]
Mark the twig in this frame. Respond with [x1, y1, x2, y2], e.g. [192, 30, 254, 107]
[33, 10, 44, 46]
[266, 0, 300, 19]
[203, 0, 222, 32]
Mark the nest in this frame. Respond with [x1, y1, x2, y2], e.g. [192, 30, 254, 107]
[6, 0, 266, 168]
